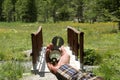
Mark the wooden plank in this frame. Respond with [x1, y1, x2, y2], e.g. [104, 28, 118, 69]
[67, 26, 80, 34]
[36, 27, 43, 53]
[67, 27, 73, 49]
[31, 34, 38, 65]
[73, 32, 79, 60]
[79, 32, 84, 69]
[31, 26, 43, 68]
[67, 26, 79, 56]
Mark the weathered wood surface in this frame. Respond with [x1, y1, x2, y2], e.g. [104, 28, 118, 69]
[67, 26, 84, 69]
[31, 27, 43, 70]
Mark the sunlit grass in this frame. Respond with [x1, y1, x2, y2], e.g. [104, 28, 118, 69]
[0, 61, 24, 80]
[0, 22, 38, 60]
[0, 22, 119, 61]
[0, 21, 120, 79]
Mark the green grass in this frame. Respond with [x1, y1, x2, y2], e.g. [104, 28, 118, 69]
[0, 22, 39, 60]
[0, 61, 24, 80]
[0, 22, 120, 79]
[0, 22, 119, 60]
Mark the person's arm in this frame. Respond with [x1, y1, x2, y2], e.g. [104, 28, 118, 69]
[57, 64, 104, 80]
[45, 44, 70, 74]
[57, 64, 79, 80]
[45, 44, 104, 80]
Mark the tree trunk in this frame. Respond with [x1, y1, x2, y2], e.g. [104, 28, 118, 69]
[52, 7, 57, 23]
[77, 1, 84, 23]
[118, 21, 120, 30]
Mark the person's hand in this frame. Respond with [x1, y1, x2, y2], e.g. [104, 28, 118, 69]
[45, 44, 70, 74]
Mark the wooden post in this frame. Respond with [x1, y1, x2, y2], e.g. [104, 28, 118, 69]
[67, 27, 74, 50]
[79, 32, 84, 70]
[31, 34, 38, 65]
[31, 27, 43, 70]
[73, 31, 79, 60]
[67, 27, 71, 46]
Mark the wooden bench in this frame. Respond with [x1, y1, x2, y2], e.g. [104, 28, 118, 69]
[31, 26, 84, 74]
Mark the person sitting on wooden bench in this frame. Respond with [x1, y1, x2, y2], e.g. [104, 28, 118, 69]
[45, 44, 104, 80]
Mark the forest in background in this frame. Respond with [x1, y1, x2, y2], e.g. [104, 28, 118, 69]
[0, 0, 120, 23]
[0, 0, 120, 79]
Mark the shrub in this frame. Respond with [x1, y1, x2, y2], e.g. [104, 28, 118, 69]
[93, 54, 120, 80]
[0, 51, 5, 61]
[84, 49, 101, 65]
[0, 61, 24, 80]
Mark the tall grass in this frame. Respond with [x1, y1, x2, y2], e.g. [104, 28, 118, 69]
[0, 61, 24, 80]
[0, 22, 39, 60]
[93, 53, 120, 80]
[0, 22, 119, 60]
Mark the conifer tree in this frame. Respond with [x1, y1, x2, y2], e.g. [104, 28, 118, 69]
[0, 0, 4, 21]
[15, 0, 37, 22]
[2, 0, 14, 22]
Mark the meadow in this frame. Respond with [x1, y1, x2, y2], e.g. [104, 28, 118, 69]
[0, 22, 120, 79]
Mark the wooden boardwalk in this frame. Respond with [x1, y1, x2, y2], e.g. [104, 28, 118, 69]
[21, 73, 58, 80]
[31, 46, 80, 77]
[24, 46, 81, 80]
[30, 26, 84, 79]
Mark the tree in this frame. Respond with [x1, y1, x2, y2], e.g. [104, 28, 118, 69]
[83, 0, 98, 23]
[2, 0, 14, 22]
[57, 0, 72, 21]
[72, 0, 84, 23]
[27, 0, 37, 22]
[58, 5, 70, 21]
[49, 0, 74, 22]
[50, 0, 59, 23]
[15, 0, 21, 21]
[15, 0, 37, 22]
[97, 0, 120, 30]
[0, 0, 4, 21]
[36, 0, 50, 22]
[36, 0, 72, 22]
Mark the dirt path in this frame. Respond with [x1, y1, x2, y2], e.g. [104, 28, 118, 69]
[20, 73, 58, 80]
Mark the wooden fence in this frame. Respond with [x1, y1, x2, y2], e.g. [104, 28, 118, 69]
[31, 26, 84, 70]
[67, 26, 84, 69]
